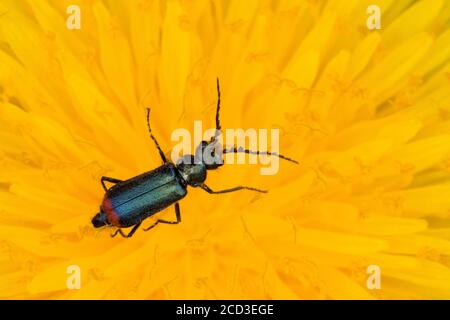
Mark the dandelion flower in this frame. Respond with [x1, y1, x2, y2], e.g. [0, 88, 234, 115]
[1, 0, 450, 299]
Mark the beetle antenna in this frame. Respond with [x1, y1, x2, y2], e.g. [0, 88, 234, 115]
[223, 146, 299, 164]
[211, 78, 221, 143]
[146, 107, 167, 163]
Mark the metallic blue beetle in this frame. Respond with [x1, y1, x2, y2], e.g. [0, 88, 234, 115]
[91, 79, 298, 238]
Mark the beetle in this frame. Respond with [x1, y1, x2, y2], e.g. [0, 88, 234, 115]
[91, 79, 298, 238]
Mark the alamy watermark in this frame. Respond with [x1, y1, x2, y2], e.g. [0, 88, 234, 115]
[366, 265, 381, 290]
[66, 5, 81, 30]
[367, 5, 381, 30]
[66, 264, 81, 289]
[170, 121, 283, 176]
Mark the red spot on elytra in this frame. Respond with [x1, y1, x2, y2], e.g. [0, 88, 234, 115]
[102, 197, 120, 226]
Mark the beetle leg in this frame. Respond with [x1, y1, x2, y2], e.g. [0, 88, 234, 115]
[111, 222, 141, 238]
[101, 176, 122, 191]
[200, 183, 267, 194]
[111, 228, 126, 238]
[158, 203, 181, 225]
[143, 203, 181, 231]
[125, 222, 141, 238]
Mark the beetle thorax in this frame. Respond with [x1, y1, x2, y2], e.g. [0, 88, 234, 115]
[176, 155, 207, 187]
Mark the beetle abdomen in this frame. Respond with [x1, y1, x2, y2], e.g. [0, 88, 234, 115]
[102, 163, 187, 227]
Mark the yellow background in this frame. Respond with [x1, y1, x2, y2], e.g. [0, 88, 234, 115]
[1, 0, 450, 299]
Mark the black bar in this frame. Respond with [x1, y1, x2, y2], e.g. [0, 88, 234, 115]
[0, 300, 445, 318]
